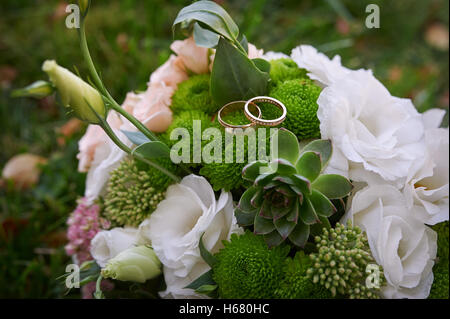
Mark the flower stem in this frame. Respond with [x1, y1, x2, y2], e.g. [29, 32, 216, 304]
[99, 120, 181, 183]
[79, 21, 158, 142]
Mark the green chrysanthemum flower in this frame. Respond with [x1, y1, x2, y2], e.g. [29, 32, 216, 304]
[275, 252, 333, 299]
[170, 74, 218, 115]
[306, 222, 384, 299]
[429, 221, 449, 299]
[269, 79, 321, 140]
[103, 158, 175, 227]
[269, 58, 308, 86]
[212, 231, 290, 299]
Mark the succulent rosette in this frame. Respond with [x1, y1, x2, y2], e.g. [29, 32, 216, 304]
[235, 128, 353, 247]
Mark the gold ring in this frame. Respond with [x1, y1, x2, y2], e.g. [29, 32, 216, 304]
[244, 96, 287, 126]
[218, 101, 262, 133]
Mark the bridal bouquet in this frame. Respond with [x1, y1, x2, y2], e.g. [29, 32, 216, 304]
[17, 1, 448, 299]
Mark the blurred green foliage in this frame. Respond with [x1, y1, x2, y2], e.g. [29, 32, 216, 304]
[0, 0, 448, 298]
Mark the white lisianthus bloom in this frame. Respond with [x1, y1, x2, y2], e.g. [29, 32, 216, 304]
[403, 108, 449, 225]
[90, 227, 139, 267]
[141, 174, 243, 298]
[343, 184, 437, 299]
[261, 51, 289, 61]
[291, 45, 367, 87]
[84, 129, 132, 204]
[317, 70, 426, 186]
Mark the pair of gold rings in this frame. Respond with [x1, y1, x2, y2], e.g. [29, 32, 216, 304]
[217, 96, 287, 132]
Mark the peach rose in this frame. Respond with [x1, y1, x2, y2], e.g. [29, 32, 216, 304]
[150, 55, 188, 88]
[2, 153, 47, 189]
[247, 43, 264, 59]
[122, 83, 174, 133]
[170, 36, 210, 74]
[77, 111, 123, 173]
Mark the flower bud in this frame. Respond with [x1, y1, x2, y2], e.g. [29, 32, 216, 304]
[11, 80, 55, 99]
[101, 245, 161, 283]
[42, 60, 106, 124]
[78, 0, 90, 17]
[2, 153, 47, 189]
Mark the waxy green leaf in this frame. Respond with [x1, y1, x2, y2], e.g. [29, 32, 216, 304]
[312, 174, 353, 199]
[295, 151, 322, 182]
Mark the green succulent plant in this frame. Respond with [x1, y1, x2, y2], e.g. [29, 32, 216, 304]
[235, 128, 353, 247]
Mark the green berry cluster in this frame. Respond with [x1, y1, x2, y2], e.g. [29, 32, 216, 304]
[103, 158, 174, 227]
[306, 222, 384, 299]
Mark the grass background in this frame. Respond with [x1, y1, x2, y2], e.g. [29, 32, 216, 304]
[0, 0, 448, 298]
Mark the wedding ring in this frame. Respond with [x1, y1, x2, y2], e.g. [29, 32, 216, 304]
[244, 96, 287, 126]
[217, 101, 262, 133]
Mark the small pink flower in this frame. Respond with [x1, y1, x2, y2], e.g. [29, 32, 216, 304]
[65, 198, 106, 264]
[170, 36, 210, 74]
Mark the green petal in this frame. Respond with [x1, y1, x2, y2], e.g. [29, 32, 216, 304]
[270, 128, 300, 164]
[300, 139, 332, 171]
[275, 217, 297, 239]
[299, 197, 319, 225]
[312, 174, 353, 199]
[234, 208, 256, 226]
[288, 222, 310, 247]
[254, 172, 277, 187]
[238, 187, 258, 212]
[269, 158, 297, 175]
[242, 161, 268, 182]
[309, 189, 336, 217]
[286, 198, 299, 223]
[263, 231, 285, 247]
[259, 199, 273, 219]
[250, 189, 264, 208]
[295, 151, 322, 182]
[254, 214, 275, 235]
[291, 174, 312, 195]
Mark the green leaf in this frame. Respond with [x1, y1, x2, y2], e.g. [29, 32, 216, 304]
[288, 222, 310, 247]
[286, 199, 299, 223]
[301, 139, 332, 171]
[299, 198, 319, 225]
[242, 160, 268, 182]
[132, 141, 171, 159]
[270, 128, 300, 164]
[234, 208, 256, 226]
[210, 37, 269, 105]
[199, 233, 217, 267]
[193, 22, 219, 48]
[239, 34, 248, 54]
[254, 172, 277, 187]
[309, 189, 336, 217]
[274, 217, 297, 239]
[185, 269, 216, 290]
[254, 214, 275, 235]
[252, 58, 271, 73]
[238, 187, 258, 212]
[264, 231, 284, 247]
[295, 151, 322, 182]
[122, 130, 151, 146]
[259, 199, 273, 219]
[195, 284, 218, 294]
[310, 215, 332, 236]
[173, 0, 239, 42]
[250, 188, 264, 208]
[312, 174, 353, 199]
[290, 174, 312, 195]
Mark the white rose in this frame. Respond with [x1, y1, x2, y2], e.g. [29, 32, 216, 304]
[317, 70, 426, 186]
[90, 227, 139, 267]
[291, 44, 366, 87]
[141, 174, 243, 298]
[403, 118, 449, 225]
[343, 184, 437, 299]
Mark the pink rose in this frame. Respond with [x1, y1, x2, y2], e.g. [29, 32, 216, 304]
[170, 36, 210, 74]
[150, 55, 188, 88]
[247, 43, 264, 59]
[77, 111, 123, 172]
[122, 83, 173, 133]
